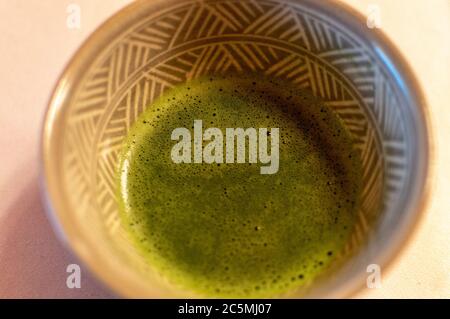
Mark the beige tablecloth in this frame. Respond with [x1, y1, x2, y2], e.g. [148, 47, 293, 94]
[0, 0, 448, 298]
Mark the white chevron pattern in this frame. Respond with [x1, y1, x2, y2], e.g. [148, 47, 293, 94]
[61, 0, 408, 255]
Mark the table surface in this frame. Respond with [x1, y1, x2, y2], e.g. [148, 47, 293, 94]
[0, 0, 449, 298]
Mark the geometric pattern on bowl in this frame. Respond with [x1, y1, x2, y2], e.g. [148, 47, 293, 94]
[59, 0, 411, 295]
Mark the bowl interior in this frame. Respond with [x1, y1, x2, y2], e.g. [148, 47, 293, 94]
[44, 0, 429, 297]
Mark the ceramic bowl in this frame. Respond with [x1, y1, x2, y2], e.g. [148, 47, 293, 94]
[41, 0, 431, 297]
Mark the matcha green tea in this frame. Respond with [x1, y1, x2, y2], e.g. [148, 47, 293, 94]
[117, 75, 362, 297]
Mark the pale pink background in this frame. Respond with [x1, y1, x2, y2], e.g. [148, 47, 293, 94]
[0, 0, 448, 298]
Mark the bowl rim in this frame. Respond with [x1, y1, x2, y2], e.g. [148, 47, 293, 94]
[40, 0, 434, 298]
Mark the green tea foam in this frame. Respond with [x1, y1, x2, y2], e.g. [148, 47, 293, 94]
[117, 74, 362, 298]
